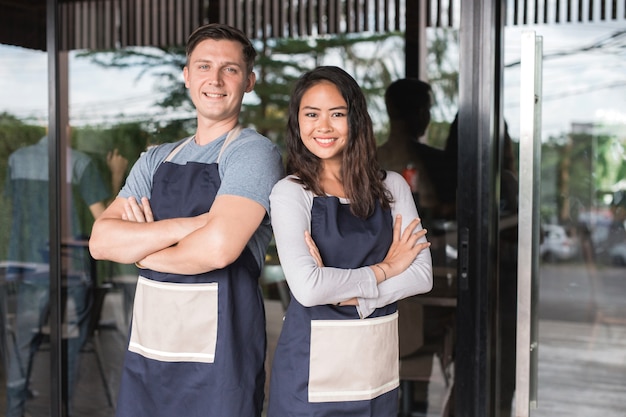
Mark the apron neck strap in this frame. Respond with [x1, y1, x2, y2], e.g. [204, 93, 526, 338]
[217, 124, 243, 163]
[164, 124, 243, 163]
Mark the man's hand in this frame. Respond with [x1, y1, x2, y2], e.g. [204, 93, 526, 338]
[122, 196, 154, 223]
[107, 148, 129, 178]
[107, 148, 129, 195]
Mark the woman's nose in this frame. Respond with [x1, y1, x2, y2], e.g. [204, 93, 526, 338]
[316, 115, 332, 131]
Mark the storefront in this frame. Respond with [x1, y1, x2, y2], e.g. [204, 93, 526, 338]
[0, 1, 624, 416]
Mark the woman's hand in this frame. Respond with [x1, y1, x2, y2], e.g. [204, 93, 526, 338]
[376, 215, 430, 281]
[304, 230, 324, 267]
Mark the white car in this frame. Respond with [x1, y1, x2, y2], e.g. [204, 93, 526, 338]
[609, 243, 626, 266]
[540, 224, 580, 262]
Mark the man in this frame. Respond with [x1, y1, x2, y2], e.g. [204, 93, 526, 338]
[378, 78, 456, 223]
[89, 23, 284, 417]
[4, 129, 127, 417]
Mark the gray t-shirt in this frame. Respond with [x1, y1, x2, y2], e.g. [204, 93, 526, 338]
[6, 136, 110, 263]
[120, 128, 284, 268]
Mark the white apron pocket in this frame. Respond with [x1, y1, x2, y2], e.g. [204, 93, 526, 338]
[128, 276, 218, 363]
[308, 311, 399, 402]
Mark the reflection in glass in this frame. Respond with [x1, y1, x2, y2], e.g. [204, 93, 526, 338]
[505, 21, 626, 417]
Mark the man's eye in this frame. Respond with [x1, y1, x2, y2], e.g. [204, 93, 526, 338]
[225, 67, 238, 73]
[199, 64, 209, 70]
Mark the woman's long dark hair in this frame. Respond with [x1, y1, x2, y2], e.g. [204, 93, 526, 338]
[285, 66, 392, 218]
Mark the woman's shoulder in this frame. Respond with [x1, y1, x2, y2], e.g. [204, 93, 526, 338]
[382, 170, 412, 198]
[383, 170, 408, 187]
[270, 175, 315, 208]
[272, 175, 306, 194]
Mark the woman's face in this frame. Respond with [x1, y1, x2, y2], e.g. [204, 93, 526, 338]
[298, 80, 349, 164]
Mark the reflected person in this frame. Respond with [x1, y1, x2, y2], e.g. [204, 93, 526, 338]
[3, 130, 124, 417]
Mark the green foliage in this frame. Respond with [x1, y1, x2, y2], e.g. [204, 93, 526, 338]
[78, 33, 407, 149]
[77, 47, 191, 112]
[427, 28, 460, 121]
[541, 130, 626, 224]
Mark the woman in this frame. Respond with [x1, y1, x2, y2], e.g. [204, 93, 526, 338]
[267, 66, 433, 416]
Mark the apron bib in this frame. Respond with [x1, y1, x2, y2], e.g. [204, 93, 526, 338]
[268, 196, 400, 417]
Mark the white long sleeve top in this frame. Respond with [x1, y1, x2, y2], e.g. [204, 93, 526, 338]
[269, 171, 433, 318]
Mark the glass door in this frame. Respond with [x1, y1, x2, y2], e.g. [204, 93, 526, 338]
[505, 18, 626, 417]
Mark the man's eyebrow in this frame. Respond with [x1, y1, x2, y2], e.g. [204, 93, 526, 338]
[191, 58, 243, 68]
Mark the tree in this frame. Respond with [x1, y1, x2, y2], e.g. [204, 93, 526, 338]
[77, 32, 408, 148]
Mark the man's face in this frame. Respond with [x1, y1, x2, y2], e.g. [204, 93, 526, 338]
[183, 39, 255, 125]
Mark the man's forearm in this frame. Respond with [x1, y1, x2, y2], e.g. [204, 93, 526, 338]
[89, 216, 205, 264]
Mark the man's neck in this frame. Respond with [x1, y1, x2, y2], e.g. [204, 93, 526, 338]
[194, 118, 239, 145]
[386, 125, 418, 147]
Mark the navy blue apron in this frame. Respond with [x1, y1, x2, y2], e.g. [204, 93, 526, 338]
[268, 196, 399, 417]
[116, 130, 266, 417]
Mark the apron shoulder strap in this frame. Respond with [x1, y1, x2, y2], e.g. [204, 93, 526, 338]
[164, 136, 194, 162]
[163, 124, 243, 163]
[217, 124, 243, 163]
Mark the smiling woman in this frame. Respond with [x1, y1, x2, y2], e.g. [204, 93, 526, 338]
[267, 66, 433, 417]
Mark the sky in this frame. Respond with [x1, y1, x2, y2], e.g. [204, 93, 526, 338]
[502, 22, 626, 139]
[0, 21, 625, 140]
[0, 45, 164, 125]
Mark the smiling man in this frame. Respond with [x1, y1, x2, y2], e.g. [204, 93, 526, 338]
[88, 23, 284, 417]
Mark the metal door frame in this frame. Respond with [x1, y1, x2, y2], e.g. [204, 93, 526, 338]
[456, 1, 507, 416]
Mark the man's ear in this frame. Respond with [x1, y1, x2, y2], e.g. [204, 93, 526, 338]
[245, 71, 256, 93]
[183, 66, 190, 88]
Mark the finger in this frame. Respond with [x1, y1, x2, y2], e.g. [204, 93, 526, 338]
[392, 214, 403, 241]
[400, 218, 422, 242]
[123, 199, 137, 222]
[305, 231, 324, 267]
[140, 197, 154, 222]
[128, 197, 146, 223]
[412, 241, 432, 254]
[405, 229, 428, 249]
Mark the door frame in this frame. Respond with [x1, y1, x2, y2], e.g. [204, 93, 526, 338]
[455, 1, 507, 416]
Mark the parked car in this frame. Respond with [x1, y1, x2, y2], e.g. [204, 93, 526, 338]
[540, 224, 580, 262]
[609, 243, 626, 266]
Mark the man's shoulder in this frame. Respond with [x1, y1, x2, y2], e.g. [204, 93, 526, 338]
[238, 128, 276, 146]
[227, 128, 280, 157]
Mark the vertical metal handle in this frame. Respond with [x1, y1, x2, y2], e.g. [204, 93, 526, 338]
[516, 30, 543, 417]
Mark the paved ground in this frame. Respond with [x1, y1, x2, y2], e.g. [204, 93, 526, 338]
[1, 265, 625, 416]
